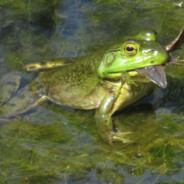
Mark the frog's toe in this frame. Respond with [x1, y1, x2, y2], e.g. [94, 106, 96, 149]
[111, 131, 133, 144]
[168, 57, 184, 65]
[175, 59, 184, 65]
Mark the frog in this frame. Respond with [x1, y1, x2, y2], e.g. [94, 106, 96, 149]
[0, 28, 183, 144]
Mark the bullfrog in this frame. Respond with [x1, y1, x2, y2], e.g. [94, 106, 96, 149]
[0, 29, 183, 143]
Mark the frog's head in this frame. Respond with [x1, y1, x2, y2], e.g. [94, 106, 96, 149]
[98, 29, 169, 88]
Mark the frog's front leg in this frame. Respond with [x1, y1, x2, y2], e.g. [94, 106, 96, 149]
[95, 94, 115, 143]
[95, 92, 132, 144]
[95, 78, 133, 144]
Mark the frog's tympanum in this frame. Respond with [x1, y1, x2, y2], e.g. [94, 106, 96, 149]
[0, 29, 183, 144]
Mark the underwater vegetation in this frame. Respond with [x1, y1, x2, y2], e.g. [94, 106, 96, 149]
[0, 0, 184, 183]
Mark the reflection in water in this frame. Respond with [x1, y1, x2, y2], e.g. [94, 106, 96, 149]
[49, 0, 95, 57]
[0, 0, 184, 183]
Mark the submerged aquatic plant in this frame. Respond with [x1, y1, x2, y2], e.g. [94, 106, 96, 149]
[1, 105, 184, 184]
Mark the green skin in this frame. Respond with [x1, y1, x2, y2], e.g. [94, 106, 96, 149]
[0, 30, 169, 143]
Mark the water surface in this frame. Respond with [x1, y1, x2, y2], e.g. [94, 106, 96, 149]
[1, 0, 184, 183]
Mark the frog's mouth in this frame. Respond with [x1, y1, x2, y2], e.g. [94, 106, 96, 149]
[136, 65, 167, 89]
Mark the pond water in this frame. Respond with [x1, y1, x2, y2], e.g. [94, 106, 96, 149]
[1, 0, 184, 183]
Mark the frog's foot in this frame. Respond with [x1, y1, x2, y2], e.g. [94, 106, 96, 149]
[95, 113, 133, 144]
[167, 56, 184, 66]
[111, 131, 133, 144]
[121, 71, 137, 86]
[125, 78, 137, 86]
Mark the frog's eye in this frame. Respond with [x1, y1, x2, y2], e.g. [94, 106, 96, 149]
[124, 43, 138, 56]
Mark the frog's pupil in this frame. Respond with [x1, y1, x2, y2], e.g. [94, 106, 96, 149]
[126, 46, 134, 51]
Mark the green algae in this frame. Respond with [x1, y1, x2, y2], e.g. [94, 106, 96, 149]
[1, 103, 184, 183]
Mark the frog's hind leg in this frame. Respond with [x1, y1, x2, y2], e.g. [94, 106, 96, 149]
[0, 85, 48, 119]
[24, 59, 73, 71]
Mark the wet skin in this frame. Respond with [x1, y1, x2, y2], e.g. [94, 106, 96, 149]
[0, 29, 173, 143]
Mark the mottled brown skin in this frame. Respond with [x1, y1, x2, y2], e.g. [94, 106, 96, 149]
[38, 58, 108, 109]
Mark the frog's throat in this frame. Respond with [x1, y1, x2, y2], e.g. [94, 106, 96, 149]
[136, 65, 167, 89]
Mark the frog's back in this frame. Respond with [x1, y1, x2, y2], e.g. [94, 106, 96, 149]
[36, 54, 109, 109]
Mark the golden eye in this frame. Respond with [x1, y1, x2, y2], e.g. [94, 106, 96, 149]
[124, 43, 138, 56]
